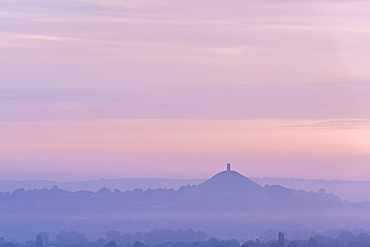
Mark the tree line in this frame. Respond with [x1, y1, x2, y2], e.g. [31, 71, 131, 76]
[1, 230, 370, 247]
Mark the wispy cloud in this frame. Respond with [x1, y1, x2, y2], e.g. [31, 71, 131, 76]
[285, 119, 370, 129]
[2, 0, 370, 88]
[2, 0, 370, 180]
[1, 83, 369, 121]
[0, 32, 82, 47]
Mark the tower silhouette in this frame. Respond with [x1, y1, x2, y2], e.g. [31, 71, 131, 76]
[227, 163, 231, 171]
[278, 232, 285, 247]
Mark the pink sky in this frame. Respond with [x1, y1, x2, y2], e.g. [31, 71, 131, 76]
[1, 0, 370, 181]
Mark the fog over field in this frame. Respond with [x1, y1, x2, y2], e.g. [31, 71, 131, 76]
[2, 166, 370, 242]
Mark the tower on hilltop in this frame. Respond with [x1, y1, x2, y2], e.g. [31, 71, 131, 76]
[227, 163, 231, 171]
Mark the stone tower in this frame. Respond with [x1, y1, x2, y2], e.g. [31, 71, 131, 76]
[227, 163, 231, 171]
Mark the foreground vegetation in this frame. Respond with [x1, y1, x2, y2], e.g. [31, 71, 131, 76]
[1, 229, 370, 247]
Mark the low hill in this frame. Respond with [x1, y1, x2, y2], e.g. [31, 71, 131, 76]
[0, 165, 344, 213]
[0, 165, 370, 240]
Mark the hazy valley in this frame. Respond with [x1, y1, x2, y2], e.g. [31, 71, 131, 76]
[1, 166, 370, 242]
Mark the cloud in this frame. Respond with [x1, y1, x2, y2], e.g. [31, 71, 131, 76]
[1, 0, 370, 119]
[285, 119, 370, 129]
[1, 82, 370, 121]
[0, 32, 82, 48]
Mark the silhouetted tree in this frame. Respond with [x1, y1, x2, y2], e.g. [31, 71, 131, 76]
[336, 231, 355, 245]
[357, 233, 370, 244]
[92, 238, 107, 247]
[306, 237, 318, 247]
[36, 234, 43, 247]
[105, 241, 118, 247]
[278, 232, 284, 247]
[56, 231, 88, 246]
[121, 234, 135, 245]
[133, 241, 145, 247]
[195, 230, 207, 241]
[38, 232, 49, 246]
[243, 240, 257, 247]
[219, 239, 239, 247]
[208, 238, 220, 247]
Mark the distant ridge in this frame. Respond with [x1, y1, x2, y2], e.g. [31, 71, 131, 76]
[0, 164, 344, 213]
[2, 168, 370, 201]
[0, 178, 205, 193]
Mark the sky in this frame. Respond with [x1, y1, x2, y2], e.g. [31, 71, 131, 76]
[1, 0, 370, 181]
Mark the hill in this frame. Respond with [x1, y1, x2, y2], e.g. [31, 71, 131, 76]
[1, 165, 370, 240]
[2, 176, 370, 202]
